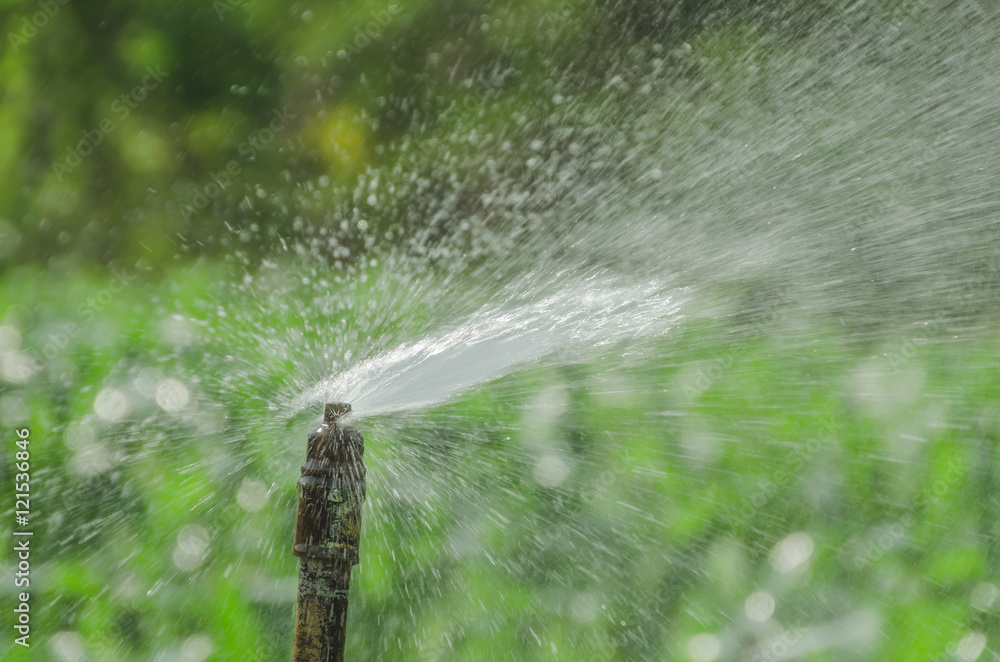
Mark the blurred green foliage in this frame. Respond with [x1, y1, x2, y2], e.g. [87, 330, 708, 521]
[0, 0, 886, 270]
[2, 1, 998, 661]
[0, 263, 998, 660]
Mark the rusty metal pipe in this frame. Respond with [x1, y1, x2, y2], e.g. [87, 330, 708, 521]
[293, 402, 366, 662]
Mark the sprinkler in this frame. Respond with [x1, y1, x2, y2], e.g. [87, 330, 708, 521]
[292, 402, 366, 662]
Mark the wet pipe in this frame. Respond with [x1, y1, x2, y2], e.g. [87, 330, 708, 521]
[293, 403, 366, 662]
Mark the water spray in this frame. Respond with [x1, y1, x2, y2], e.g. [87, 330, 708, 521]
[292, 403, 366, 662]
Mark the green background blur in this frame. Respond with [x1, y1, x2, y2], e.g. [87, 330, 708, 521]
[2, 1, 1000, 661]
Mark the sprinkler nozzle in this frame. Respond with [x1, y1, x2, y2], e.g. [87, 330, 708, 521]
[324, 402, 351, 424]
[293, 401, 365, 561]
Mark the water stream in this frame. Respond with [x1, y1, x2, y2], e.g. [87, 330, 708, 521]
[293, 278, 686, 417]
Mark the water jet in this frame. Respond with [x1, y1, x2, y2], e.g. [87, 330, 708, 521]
[292, 403, 366, 662]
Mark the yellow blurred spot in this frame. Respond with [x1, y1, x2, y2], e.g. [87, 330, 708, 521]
[125, 132, 169, 174]
[313, 105, 368, 173]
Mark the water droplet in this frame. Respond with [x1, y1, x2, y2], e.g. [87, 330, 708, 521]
[687, 633, 720, 661]
[2, 352, 36, 383]
[50, 631, 87, 662]
[971, 583, 998, 610]
[174, 524, 210, 572]
[63, 420, 96, 450]
[0, 325, 21, 353]
[94, 388, 129, 422]
[182, 634, 215, 662]
[745, 591, 775, 622]
[956, 632, 986, 661]
[769, 531, 814, 573]
[71, 442, 112, 477]
[156, 378, 190, 413]
[533, 452, 570, 487]
[237, 478, 269, 512]
[134, 367, 165, 397]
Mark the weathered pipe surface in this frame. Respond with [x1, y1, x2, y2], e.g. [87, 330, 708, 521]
[293, 402, 366, 662]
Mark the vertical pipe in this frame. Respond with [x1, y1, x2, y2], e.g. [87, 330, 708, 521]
[293, 403, 366, 662]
